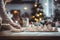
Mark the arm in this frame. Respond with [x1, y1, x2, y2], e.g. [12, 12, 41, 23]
[0, 0, 21, 28]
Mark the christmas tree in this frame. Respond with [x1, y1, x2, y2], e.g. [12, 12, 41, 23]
[30, 3, 44, 22]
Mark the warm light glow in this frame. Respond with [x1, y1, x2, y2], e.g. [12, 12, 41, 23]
[34, 4, 37, 7]
[13, 10, 18, 14]
[24, 7, 27, 10]
[35, 18, 38, 22]
[39, 13, 42, 15]
[32, 16, 35, 18]
[39, 18, 42, 21]
[36, 14, 40, 17]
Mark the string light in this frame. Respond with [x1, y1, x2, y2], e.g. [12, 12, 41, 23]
[24, 7, 28, 10]
[36, 14, 40, 17]
[35, 18, 38, 22]
[13, 10, 18, 14]
[31, 2, 43, 22]
[39, 13, 42, 15]
[34, 4, 37, 7]
[32, 16, 35, 18]
[39, 18, 42, 21]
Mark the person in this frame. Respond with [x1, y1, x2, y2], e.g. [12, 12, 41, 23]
[0, 0, 22, 32]
[11, 10, 23, 27]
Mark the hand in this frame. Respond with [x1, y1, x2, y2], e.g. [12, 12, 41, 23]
[17, 25, 21, 29]
[10, 22, 21, 28]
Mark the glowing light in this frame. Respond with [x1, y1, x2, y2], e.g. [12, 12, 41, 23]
[32, 16, 35, 18]
[39, 13, 42, 15]
[39, 18, 42, 21]
[34, 4, 37, 7]
[13, 10, 18, 14]
[35, 18, 38, 22]
[24, 7, 27, 10]
[36, 14, 40, 17]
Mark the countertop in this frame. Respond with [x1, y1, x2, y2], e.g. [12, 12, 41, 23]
[0, 30, 60, 36]
[0, 30, 60, 39]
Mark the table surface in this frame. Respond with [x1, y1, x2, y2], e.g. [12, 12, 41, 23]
[0, 27, 60, 36]
[0, 30, 60, 36]
[0, 30, 60, 39]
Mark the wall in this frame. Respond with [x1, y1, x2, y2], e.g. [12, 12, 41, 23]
[6, 0, 55, 18]
[6, 4, 33, 16]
